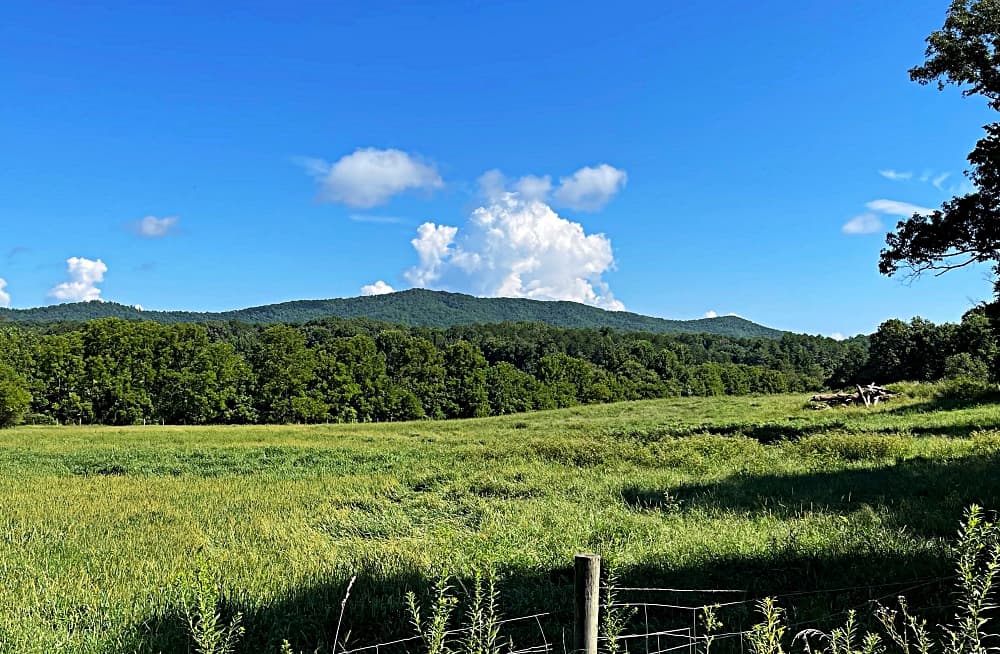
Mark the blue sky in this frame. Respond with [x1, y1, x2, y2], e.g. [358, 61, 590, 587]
[1, 0, 994, 337]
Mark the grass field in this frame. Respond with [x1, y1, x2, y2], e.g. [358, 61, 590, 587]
[2, 391, 1000, 653]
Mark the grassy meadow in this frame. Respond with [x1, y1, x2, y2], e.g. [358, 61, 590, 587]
[2, 391, 1000, 652]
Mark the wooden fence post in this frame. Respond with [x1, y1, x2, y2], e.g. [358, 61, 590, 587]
[575, 553, 601, 654]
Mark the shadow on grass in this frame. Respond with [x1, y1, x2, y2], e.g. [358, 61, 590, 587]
[667, 453, 1000, 537]
[123, 547, 957, 654]
[700, 421, 842, 443]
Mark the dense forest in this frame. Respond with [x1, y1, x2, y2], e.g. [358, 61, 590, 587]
[0, 289, 784, 338]
[0, 305, 996, 427]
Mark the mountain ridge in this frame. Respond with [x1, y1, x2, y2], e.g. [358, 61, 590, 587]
[0, 289, 786, 338]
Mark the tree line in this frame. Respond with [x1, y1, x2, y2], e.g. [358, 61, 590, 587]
[0, 308, 995, 427]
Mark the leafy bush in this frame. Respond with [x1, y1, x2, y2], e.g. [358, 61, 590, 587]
[884, 381, 939, 399]
[21, 412, 57, 426]
[943, 353, 991, 382]
[937, 377, 997, 402]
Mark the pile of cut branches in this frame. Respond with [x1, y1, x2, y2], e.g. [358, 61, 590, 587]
[810, 384, 896, 408]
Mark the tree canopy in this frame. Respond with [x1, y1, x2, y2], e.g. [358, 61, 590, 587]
[880, 0, 1000, 292]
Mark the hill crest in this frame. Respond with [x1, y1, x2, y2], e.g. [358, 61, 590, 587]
[0, 289, 785, 338]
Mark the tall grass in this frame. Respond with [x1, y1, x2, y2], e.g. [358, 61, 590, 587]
[0, 392, 998, 651]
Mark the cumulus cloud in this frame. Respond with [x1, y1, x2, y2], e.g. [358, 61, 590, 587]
[361, 280, 395, 296]
[0, 279, 9, 308]
[406, 223, 458, 286]
[865, 199, 936, 217]
[404, 194, 622, 310]
[552, 164, 628, 211]
[300, 148, 443, 208]
[703, 310, 718, 318]
[131, 215, 180, 238]
[830, 332, 846, 341]
[879, 170, 912, 182]
[842, 213, 883, 235]
[49, 257, 107, 302]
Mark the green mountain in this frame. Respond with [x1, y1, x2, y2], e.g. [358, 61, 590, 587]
[0, 289, 785, 338]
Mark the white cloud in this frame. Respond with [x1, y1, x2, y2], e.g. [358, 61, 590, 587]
[842, 213, 883, 235]
[477, 169, 508, 201]
[49, 257, 107, 302]
[404, 194, 622, 310]
[513, 175, 553, 202]
[134, 304, 144, 311]
[830, 332, 846, 341]
[405, 223, 458, 286]
[302, 148, 443, 208]
[879, 170, 912, 181]
[478, 170, 553, 203]
[552, 164, 628, 211]
[131, 215, 180, 238]
[703, 310, 718, 318]
[865, 199, 936, 217]
[361, 280, 395, 296]
[0, 279, 9, 308]
[932, 172, 951, 190]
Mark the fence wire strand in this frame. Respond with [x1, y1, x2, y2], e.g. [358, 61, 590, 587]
[337, 573, 954, 654]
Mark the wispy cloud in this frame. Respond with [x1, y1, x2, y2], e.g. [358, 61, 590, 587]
[130, 215, 180, 238]
[879, 170, 912, 182]
[348, 214, 408, 224]
[865, 199, 936, 216]
[0, 279, 9, 308]
[49, 257, 107, 302]
[300, 148, 443, 208]
[6, 246, 30, 261]
[882, 168, 967, 194]
[842, 213, 883, 235]
[830, 332, 846, 341]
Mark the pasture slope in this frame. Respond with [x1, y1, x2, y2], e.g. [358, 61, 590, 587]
[1, 392, 999, 652]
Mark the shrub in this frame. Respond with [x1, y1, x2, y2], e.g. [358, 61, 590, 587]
[944, 353, 991, 383]
[21, 413, 57, 426]
[884, 381, 938, 399]
[938, 377, 997, 402]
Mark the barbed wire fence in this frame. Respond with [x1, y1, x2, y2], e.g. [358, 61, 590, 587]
[326, 555, 954, 654]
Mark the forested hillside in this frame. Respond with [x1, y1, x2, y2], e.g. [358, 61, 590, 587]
[0, 289, 784, 338]
[0, 305, 994, 427]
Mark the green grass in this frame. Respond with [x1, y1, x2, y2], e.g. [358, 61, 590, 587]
[1, 392, 999, 652]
